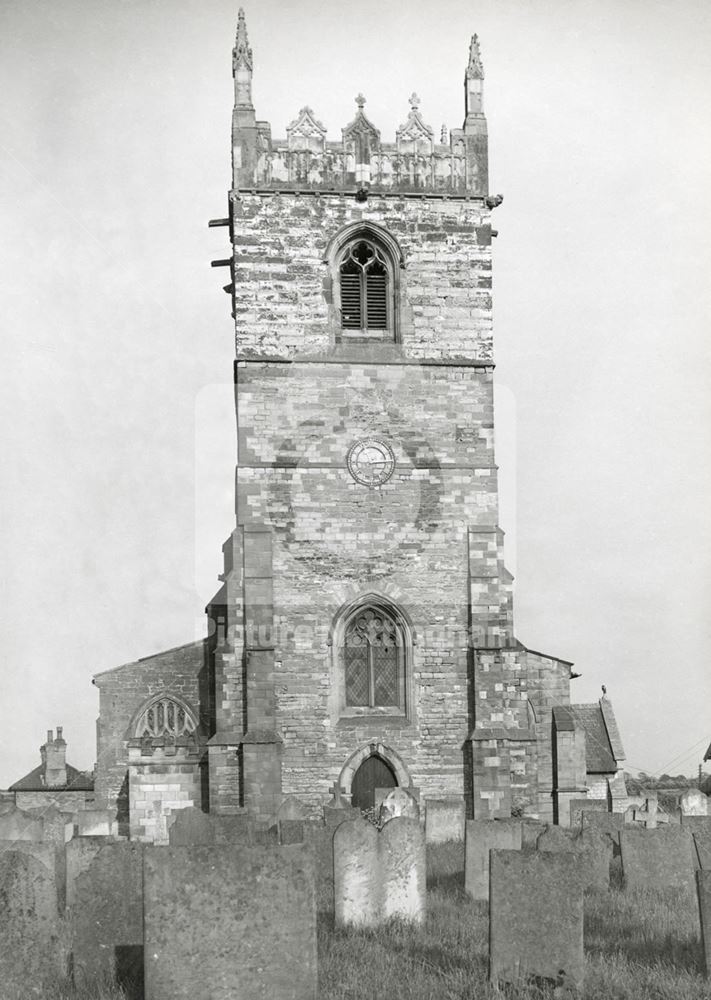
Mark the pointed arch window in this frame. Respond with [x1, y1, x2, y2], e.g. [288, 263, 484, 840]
[340, 240, 390, 333]
[134, 696, 197, 739]
[342, 605, 406, 710]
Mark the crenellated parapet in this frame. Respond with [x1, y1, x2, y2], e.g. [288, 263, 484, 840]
[231, 11, 489, 197]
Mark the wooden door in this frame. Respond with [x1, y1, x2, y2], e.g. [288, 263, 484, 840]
[350, 755, 397, 811]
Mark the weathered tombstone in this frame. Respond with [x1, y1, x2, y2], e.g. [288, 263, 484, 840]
[694, 831, 711, 870]
[70, 843, 143, 999]
[277, 796, 309, 844]
[0, 850, 62, 989]
[379, 786, 419, 824]
[489, 849, 584, 991]
[65, 836, 106, 908]
[425, 797, 466, 844]
[279, 820, 305, 845]
[277, 795, 310, 822]
[323, 803, 360, 829]
[582, 810, 625, 847]
[681, 789, 709, 816]
[620, 826, 696, 895]
[168, 806, 218, 845]
[520, 820, 546, 850]
[334, 817, 380, 927]
[465, 819, 522, 901]
[380, 817, 426, 923]
[577, 828, 613, 891]
[0, 805, 45, 841]
[536, 825, 579, 852]
[697, 869, 711, 977]
[216, 811, 254, 844]
[144, 844, 317, 1000]
[569, 798, 607, 829]
[681, 815, 711, 835]
[77, 808, 113, 837]
[536, 826, 610, 892]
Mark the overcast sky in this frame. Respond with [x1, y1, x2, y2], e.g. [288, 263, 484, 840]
[1, 0, 709, 789]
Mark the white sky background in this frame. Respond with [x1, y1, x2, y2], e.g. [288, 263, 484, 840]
[0, 0, 709, 787]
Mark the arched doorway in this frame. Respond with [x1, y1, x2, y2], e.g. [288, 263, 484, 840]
[350, 754, 397, 811]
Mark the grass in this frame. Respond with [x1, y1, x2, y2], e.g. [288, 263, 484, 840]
[18, 841, 710, 999]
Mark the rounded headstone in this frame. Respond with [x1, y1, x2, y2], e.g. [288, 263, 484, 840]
[379, 787, 419, 825]
[680, 789, 709, 817]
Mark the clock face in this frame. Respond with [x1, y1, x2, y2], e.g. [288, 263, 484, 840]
[347, 438, 396, 487]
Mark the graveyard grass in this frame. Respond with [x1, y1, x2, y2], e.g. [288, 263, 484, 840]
[29, 843, 708, 1000]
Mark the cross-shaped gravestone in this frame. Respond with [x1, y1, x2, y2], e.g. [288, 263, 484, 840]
[328, 782, 349, 808]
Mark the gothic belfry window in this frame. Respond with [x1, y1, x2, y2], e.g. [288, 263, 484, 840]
[343, 606, 404, 708]
[339, 239, 391, 334]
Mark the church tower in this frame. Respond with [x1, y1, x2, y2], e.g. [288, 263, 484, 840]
[92, 11, 627, 840]
[206, 13, 530, 822]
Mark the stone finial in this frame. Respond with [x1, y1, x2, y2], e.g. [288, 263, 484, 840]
[408, 92, 420, 110]
[234, 7, 253, 70]
[355, 93, 366, 109]
[440, 124, 448, 144]
[467, 33, 485, 79]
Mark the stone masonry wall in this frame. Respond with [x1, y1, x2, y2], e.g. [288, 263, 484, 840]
[93, 642, 207, 821]
[231, 193, 493, 361]
[128, 754, 203, 843]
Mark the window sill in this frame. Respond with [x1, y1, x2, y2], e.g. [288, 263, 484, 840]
[336, 714, 412, 730]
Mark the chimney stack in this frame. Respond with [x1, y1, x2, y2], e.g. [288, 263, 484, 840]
[43, 726, 67, 788]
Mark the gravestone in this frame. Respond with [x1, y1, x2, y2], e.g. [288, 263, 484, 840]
[168, 806, 218, 845]
[681, 789, 709, 816]
[464, 819, 522, 901]
[536, 826, 579, 852]
[323, 803, 360, 829]
[569, 798, 607, 829]
[520, 820, 546, 850]
[334, 816, 426, 926]
[489, 849, 584, 990]
[425, 797, 466, 844]
[77, 808, 113, 837]
[277, 796, 309, 844]
[0, 805, 45, 841]
[65, 837, 105, 908]
[694, 831, 711, 870]
[333, 817, 380, 927]
[620, 826, 696, 894]
[0, 850, 62, 990]
[582, 810, 625, 847]
[379, 787, 420, 824]
[70, 843, 144, 999]
[380, 817, 426, 923]
[144, 844, 316, 1000]
[697, 869, 711, 978]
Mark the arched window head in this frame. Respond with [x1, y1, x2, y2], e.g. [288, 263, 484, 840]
[325, 223, 402, 343]
[134, 696, 197, 739]
[340, 240, 390, 333]
[342, 605, 405, 710]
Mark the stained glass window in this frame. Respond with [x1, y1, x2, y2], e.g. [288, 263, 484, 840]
[343, 607, 402, 708]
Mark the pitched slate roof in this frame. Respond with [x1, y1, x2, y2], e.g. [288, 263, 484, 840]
[569, 699, 625, 774]
[10, 762, 94, 792]
[704, 742, 711, 763]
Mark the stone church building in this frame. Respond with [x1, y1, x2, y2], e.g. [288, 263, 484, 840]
[90, 12, 626, 842]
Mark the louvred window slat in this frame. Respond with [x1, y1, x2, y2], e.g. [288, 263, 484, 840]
[339, 239, 391, 333]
